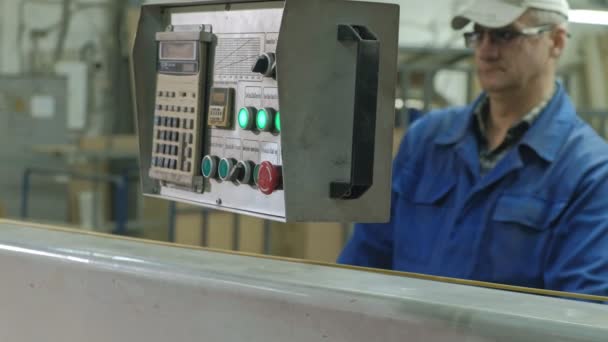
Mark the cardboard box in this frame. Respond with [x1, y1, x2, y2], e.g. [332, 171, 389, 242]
[79, 135, 138, 154]
[174, 206, 265, 254]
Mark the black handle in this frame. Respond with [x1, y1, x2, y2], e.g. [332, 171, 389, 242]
[330, 24, 380, 200]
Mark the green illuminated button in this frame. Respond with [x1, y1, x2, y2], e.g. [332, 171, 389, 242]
[238, 107, 255, 130]
[275, 111, 281, 133]
[256, 108, 276, 132]
[201, 155, 218, 178]
[218, 158, 236, 181]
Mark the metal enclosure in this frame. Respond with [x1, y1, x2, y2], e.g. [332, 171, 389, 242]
[0, 75, 70, 220]
[132, 0, 399, 222]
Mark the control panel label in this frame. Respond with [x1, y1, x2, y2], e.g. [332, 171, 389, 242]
[262, 87, 278, 108]
[158, 61, 199, 74]
[242, 140, 260, 162]
[264, 33, 279, 52]
[260, 142, 280, 164]
[210, 137, 225, 155]
[224, 138, 243, 160]
[244, 86, 262, 107]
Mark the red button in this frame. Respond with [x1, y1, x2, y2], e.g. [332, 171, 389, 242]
[258, 161, 281, 195]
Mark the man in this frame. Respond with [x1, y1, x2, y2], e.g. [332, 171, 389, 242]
[339, 0, 608, 297]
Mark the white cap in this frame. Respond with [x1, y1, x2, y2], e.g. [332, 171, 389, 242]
[452, 0, 570, 29]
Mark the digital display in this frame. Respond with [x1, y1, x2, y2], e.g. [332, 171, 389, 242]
[212, 91, 226, 104]
[159, 41, 196, 60]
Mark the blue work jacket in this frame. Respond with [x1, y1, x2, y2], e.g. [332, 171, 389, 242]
[339, 84, 608, 296]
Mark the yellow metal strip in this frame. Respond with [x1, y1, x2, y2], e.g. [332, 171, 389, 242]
[2, 219, 607, 303]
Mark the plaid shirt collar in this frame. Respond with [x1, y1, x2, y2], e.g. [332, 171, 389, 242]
[474, 89, 554, 151]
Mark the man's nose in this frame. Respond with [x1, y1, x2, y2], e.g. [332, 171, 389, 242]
[477, 32, 499, 58]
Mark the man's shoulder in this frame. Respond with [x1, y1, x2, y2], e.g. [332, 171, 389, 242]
[563, 116, 608, 167]
[406, 106, 470, 143]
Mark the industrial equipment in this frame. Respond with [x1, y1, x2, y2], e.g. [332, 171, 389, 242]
[1, 219, 607, 342]
[132, 0, 399, 222]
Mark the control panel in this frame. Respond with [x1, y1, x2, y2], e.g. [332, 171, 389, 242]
[133, 0, 399, 222]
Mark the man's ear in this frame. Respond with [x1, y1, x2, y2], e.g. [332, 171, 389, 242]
[550, 27, 568, 58]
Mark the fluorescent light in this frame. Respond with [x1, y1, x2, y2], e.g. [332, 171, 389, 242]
[570, 10, 608, 25]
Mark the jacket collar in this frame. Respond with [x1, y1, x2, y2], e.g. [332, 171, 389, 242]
[434, 83, 575, 163]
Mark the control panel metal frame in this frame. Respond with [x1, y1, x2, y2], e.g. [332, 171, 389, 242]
[132, 0, 399, 222]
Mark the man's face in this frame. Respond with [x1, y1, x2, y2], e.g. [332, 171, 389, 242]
[472, 13, 555, 93]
